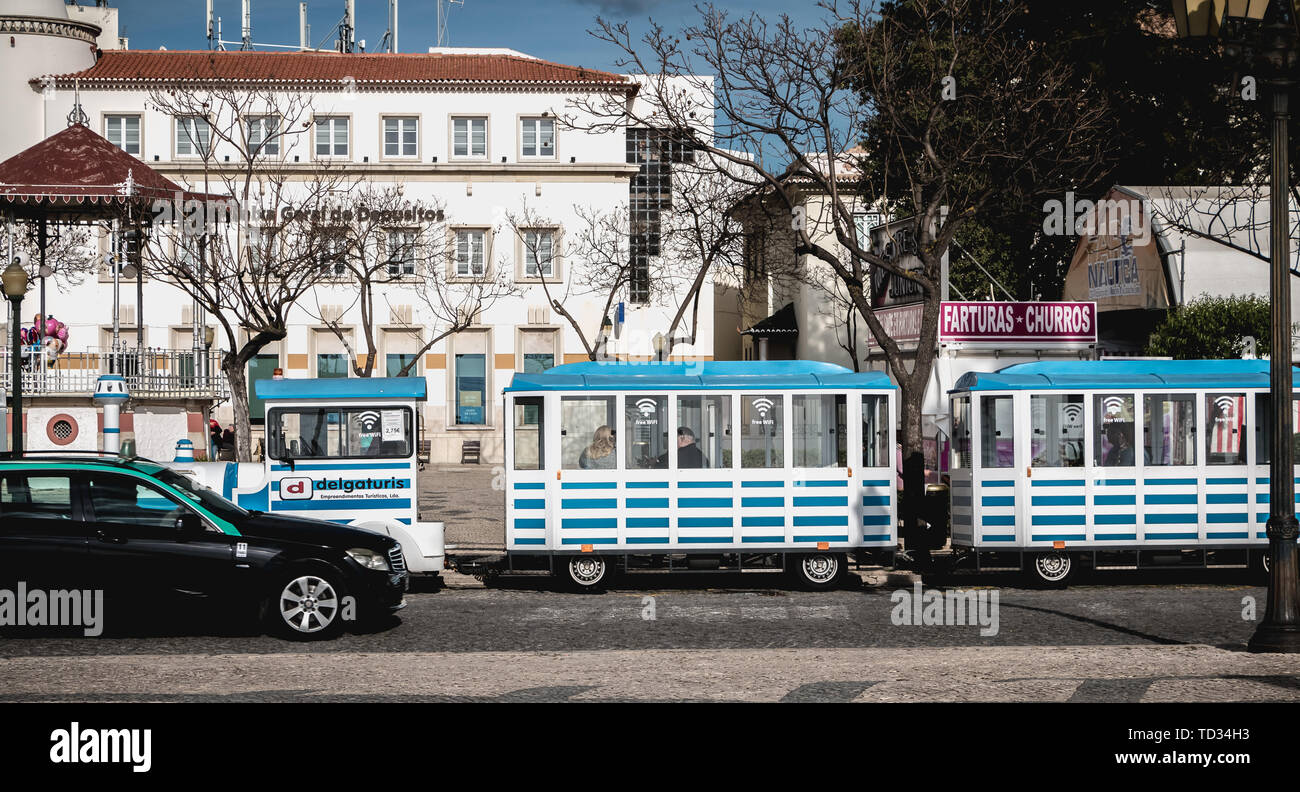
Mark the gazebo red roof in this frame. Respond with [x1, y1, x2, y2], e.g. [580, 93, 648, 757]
[0, 123, 215, 218]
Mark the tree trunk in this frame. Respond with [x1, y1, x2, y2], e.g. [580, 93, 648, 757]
[223, 354, 255, 463]
[897, 379, 930, 566]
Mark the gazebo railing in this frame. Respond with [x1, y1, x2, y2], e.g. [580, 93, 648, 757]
[0, 345, 230, 400]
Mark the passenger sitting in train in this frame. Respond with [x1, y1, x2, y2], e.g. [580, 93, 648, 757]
[656, 426, 709, 468]
[579, 425, 616, 469]
[1103, 424, 1135, 466]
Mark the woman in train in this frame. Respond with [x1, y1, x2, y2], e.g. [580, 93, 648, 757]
[579, 425, 616, 470]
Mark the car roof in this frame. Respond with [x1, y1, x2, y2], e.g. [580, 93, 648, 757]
[0, 455, 167, 476]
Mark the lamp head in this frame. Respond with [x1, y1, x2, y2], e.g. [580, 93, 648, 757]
[2, 256, 30, 299]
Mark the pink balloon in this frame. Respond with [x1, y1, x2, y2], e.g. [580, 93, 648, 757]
[44, 318, 57, 337]
[57, 326, 68, 342]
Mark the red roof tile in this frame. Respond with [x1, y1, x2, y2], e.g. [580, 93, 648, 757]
[0, 123, 211, 211]
[47, 50, 632, 89]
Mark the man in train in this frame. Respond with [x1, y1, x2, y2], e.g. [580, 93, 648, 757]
[666, 426, 708, 468]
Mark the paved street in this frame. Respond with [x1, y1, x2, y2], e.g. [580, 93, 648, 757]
[0, 563, 1286, 701]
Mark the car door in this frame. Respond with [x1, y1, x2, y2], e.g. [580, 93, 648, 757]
[81, 471, 239, 602]
[0, 470, 91, 591]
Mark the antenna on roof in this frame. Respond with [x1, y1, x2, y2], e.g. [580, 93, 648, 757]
[299, 2, 309, 51]
[205, 0, 214, 49]
[379, 0, 398, 53]
[241, 0, 252, 50]
[437, 0, 465, 48]
[337, 0, 356, 53]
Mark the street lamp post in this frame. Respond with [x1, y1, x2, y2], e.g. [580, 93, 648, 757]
[1173, 0, 1300, 652]
[2, 259, 30, 456]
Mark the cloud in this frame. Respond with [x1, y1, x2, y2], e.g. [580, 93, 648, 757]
[573, 0, 667, 14]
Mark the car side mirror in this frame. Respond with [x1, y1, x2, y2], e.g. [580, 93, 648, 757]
[175, 512, 202, 537]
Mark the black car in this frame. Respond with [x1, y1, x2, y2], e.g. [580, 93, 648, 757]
[0, 455, 407, 639]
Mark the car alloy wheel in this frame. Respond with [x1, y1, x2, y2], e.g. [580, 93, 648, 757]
[278, 575, 341, 634]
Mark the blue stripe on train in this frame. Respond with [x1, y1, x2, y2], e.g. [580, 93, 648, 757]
[794, 496, 848, 507]
[678, 498, 732, 508]
[562, 498, 618, 509]
[562, 482, 617, 490]
[627, 517, 670, 528]
[627, 498, 669, 509]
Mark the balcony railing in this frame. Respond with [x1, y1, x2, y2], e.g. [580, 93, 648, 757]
[0, 346, 230, 401]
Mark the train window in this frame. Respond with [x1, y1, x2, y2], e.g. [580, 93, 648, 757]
[626, 395, 669, 469]
[951, 395, 972, 468]
[513, 397, 545, 470]
[742, 393, 785, 468]
[863, 394, 889, 467]
[1206, 393, 1247, 466]
[676, 395, 732, 469]
[1095, 394, 1135, 466]
[1031, 394, 1084, 468]
[1253, 393, 1300, 464]
[1143, 394, 1196, 466]
[793, 394, 847, 468]
[979, 395, 1014, 468]
[562, 396, 617, 470]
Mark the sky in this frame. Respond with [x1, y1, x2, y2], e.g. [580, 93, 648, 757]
[106, 0, 826, 73]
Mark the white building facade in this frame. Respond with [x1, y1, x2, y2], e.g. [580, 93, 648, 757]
[1, 0, 715, 463]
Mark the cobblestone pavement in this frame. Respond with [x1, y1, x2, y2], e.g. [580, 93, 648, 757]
[418, 464, 503, 549]
[2, 645, 1295, 703]
[0, 578, 1287, 702]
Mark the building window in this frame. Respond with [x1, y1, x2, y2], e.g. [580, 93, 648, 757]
[625, 128, 692, 304]
[386, 353, 419, 377]
[520, 117, 555, 158]
[315, 116, 349, 157]
[105, 115, 140, 155]
[248, 115, 280, 156]
[455, 230, 486, 277]
[522, 230, 554, 278]
[318, 231, 348, 277]
[454, 353, 487, 425]
[386, 230, 417, 276]
[452, 117, 487, 158]
[317, 353, 348, 378]
[384, 116, 418, 158]
[248, 354, 279, 424]
[176, 116, 211, 158]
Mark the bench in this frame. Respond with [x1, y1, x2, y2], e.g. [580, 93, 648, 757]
[461, 439, 481, 464]
[417, 439, 431, 470]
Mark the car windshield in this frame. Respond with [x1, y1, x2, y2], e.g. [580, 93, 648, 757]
[152, 467, 249, 524]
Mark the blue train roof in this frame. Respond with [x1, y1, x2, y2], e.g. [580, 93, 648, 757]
[253, 377, 427, 401]
[505, 360, 896, 392]
[952, 359, 1300, 392]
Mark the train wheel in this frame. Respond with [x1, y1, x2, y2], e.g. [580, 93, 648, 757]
[791, 552, 846, 591]
[562, 555, 610, 592]
[1027, 551, 1074, 588]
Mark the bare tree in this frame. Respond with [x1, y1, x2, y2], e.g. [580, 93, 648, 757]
[569, 0, 1113, 551]
[143, 77, 347, 461]
[507, 202, 627, 360]
[302, 183, 514, 377]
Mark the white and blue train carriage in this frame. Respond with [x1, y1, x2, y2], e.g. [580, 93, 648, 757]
[167, 378, 445, 577]
[948, 359, 1296, 585]
[500, 360, 898, 590]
